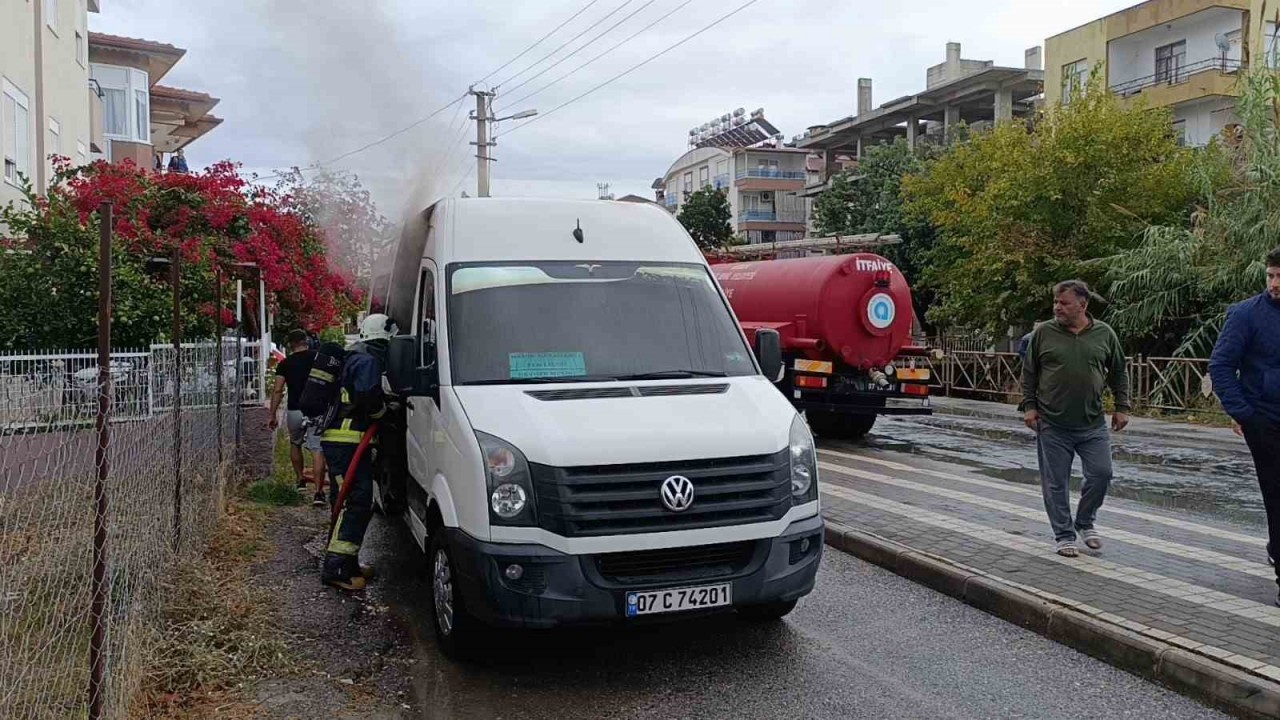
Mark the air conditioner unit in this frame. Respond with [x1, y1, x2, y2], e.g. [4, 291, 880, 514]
[760, 191, 773, 202]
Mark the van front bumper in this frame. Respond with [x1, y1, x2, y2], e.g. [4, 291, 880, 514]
[446, 514, 824, 629]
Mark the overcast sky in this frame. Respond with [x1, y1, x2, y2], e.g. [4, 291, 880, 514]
[92, 0, 1136, 220]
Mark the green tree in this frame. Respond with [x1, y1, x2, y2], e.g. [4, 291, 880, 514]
[1102, 65, 1273, 357]
[812, 139, 940, 321]
[677, 187, 733, 250]
[902, 75, 1200, 337]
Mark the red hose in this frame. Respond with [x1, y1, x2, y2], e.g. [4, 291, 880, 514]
[330, 423, 379, 528]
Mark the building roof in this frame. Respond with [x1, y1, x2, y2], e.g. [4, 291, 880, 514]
[615, 194, 656, 205]
[88, 32, 185, 57]
[797, 65, 1043, 150]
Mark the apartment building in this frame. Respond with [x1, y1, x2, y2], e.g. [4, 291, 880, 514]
[658, 144, 811, 245]
[2, 0, 103, 207]
[1045, 0, 1275, 146]
[88, 33, 222, 167]
[1, 1, 221, 208]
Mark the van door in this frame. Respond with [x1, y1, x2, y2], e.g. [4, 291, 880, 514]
[405, 262, 443, 494]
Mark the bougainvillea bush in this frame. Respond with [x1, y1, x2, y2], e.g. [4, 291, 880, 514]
[0, 159, 364, 350]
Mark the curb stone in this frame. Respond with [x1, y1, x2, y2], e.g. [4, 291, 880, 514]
[822, 520, 1280, 720]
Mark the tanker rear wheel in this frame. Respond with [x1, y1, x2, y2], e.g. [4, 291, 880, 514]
[806, 410, 876, 440]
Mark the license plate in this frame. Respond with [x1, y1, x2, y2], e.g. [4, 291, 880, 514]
[626, 583, 732, 617]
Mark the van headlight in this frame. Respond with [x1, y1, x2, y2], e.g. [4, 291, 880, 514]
[476, 431, 536, 525]
[789, 414, 818, 503]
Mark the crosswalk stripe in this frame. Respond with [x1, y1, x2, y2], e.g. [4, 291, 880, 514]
[820, 448, 1266, 548]
[818, 461, 1275, 580]
[819, 482, 1280, 627]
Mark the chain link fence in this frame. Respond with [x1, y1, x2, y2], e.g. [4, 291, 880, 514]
[0, 340, 263, 719]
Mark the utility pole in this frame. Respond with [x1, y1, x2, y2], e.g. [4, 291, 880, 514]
[470, 87, 495, 198]
[469, 85, 538, 199]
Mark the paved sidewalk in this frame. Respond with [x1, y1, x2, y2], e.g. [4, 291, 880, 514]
[817, 442, 1280, 692]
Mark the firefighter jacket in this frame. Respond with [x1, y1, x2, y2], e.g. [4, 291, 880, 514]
[321, 348, 387, 444]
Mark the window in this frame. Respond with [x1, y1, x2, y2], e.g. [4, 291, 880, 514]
[75, 0, 85, 65]
[1062, 59, 1088, 104]
[48, 118, 60, 171]
[447, 262, 755, 385]
[1171, 119, 1187, 147]
[3, 80, 32, 186]
[45, 0, 57, 34]
[683, 171, 693, 197]
[417, 268, 437, 370]
[1155, 40, 1187, 84]
[90, 64, 150, 143]
[76, 140, 86, 166]
[699, 166, 709, 188]
[75, 31, 85, 66]
[756, 158, 779, 177]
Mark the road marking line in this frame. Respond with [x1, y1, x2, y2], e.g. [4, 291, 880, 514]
[819, 461, 1276, 580]
[820, 448, 1266, 548]
[820, 482, 1280, 629]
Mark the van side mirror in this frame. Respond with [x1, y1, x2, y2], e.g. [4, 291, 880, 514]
[755, 328, 784, 383]
[387, 335, 438, 397]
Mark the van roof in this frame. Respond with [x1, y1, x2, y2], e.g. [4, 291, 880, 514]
[439, 197, 704, 264]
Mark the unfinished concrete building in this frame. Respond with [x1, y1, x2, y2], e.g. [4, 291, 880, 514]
[796, 42, 1044, 194]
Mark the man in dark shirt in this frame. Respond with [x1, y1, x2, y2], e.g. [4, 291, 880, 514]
[1021, 280, 1130, 558]
[1209, 246, 1280, 605]
[269, 329, 326, 506]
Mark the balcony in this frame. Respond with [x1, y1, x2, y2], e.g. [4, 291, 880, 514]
[736, 168, 807, 181]
[713, 173, 730, 190]
[738, 210, 807, 225]
[1111, 57, 1244, 97]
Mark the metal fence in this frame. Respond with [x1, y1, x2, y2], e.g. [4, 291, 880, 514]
[918, 349, 1223, 416]
[0, 341, 254, 719]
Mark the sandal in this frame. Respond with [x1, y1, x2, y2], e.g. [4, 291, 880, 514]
[1055, 540, 1079, 558]
[1080, 529, 1102, 550]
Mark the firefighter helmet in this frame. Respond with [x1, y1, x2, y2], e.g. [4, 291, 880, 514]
[359, 313, 398, 342]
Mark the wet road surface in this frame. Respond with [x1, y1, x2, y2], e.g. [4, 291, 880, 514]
[866, 412, 1264, 528]
[362, 519, 1227, 720]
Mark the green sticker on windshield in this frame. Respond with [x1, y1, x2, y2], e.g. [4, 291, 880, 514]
[509, 352, 586, 379]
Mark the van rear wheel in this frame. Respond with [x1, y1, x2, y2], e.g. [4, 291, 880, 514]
[427, 531, 477, 660]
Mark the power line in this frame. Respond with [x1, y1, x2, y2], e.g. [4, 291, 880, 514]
[500, 0, 762, 138]
[496, 0, 696, 115]
[499, 0, 662, 99]
[492, 0, 640, 89]
[480, 0, 606, 82]
[247, 93, 468, 183]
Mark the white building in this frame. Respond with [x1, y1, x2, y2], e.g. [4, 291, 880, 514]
[2, 0, 103, 207]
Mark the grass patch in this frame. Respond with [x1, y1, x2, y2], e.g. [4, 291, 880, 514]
[133, 497, 297, 718]
[244, 431, 305, 506]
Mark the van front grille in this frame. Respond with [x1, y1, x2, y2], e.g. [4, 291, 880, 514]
[530, 450, 790, 537]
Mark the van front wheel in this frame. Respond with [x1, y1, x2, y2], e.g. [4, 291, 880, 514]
[427, 531, 477, 659]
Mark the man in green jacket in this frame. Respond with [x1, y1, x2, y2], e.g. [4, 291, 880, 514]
[1020, 280, 1131, 557]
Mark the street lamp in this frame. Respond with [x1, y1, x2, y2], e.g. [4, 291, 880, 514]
[497, 109, 538, 122]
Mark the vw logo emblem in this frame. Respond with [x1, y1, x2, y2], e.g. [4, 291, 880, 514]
[660, 475, 695, 512]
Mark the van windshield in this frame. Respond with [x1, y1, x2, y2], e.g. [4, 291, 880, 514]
[447, 262, 756, 385]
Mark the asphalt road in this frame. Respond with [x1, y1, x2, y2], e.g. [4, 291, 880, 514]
[363, 520, 1229, 720]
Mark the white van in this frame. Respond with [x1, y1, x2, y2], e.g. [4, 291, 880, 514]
[371, 197, 822, 656]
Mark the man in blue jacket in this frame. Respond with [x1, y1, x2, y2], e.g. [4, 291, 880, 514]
[1209, 246, 1280, 605]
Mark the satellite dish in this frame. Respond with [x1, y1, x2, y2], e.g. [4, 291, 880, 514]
[1215, 32, 1231, 53]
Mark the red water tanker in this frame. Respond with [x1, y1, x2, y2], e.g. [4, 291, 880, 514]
[712, 253, 932, 439]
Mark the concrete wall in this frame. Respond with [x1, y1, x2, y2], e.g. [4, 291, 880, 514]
[1, 0, 93, 208]
[1045, 19, 1109, 105]
[1107, 6, 1245, 88]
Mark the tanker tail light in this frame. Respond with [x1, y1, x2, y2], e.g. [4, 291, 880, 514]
[902, 383, 930, 397]
[873, 269, 892, 288]
[794, 375, 828, 389]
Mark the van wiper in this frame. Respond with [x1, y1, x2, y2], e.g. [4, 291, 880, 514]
[616, 370, 729, 380]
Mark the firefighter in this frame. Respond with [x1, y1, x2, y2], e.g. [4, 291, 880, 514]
[319, 314, 397, 591]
